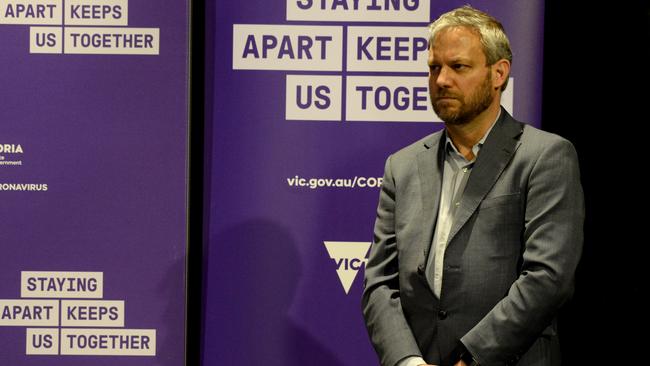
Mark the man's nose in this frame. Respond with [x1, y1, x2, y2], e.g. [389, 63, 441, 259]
[433, 66, 453, 88]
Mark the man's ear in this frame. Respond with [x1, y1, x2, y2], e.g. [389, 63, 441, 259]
[492, 59, 510, 90]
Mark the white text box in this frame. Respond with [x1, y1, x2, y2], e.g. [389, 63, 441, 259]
[287, 0, 429, 22]
[65, 27, 159, 55]
[0, 299, 59, 326]
[286, 75, 342, 121]
[0, 0, 62, 25]
[26, 328, 59, 355]
[61, 328, 156, 356]
[61, 300, 125, 327]
[233, 24, 342, 71]
[347, 26, 429, 72]
[346, 75, 433, 122]
[65, 0, 128, 26]
[21, 271, 103, 298]
[30, 26, 62, 54]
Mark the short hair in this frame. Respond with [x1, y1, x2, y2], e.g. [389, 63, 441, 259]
[428, 5, 512, 90]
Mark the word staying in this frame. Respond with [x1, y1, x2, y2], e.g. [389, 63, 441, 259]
[25, 276, 99, 293]
[295, 0, 421, 11]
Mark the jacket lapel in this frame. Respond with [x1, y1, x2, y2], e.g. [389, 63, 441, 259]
[446, 111, 524, 245]
[416, 132, 445, 262]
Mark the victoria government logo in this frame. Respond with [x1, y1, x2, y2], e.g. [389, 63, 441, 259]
[324, 241, 371, 294]
[232, 0, 514, 123]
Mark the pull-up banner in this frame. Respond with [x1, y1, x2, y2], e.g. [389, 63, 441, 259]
[204, 0, 544, 364]
[0, 0, 190, 365]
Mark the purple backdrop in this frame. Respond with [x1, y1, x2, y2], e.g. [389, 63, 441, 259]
[203, 1, 544, 365]
[0, 0, 189, 364]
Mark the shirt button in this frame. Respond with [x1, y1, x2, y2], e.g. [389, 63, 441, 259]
[455, 202, 460, 206]
[463, 168, 468, 173]
[438, 310, 447, 320]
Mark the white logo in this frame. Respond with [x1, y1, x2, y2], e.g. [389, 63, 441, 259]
[324, 241, 371, 294]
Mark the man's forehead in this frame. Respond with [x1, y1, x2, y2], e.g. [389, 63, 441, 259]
[428, 27, 484, 60]
[430, 26, 481, 47]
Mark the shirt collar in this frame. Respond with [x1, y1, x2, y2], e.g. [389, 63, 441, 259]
[444, 109, 501, 162]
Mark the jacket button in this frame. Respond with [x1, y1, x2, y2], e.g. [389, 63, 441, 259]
[438, 310, 447, 319]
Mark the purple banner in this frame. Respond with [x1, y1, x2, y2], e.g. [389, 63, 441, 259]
[204, 1, 543, 364]
[0, 0, 189, 365]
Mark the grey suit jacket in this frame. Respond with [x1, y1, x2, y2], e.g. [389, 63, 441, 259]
[362, 109, 584, 366]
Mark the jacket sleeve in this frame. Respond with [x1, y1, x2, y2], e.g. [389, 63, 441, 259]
[461, 138, 584, 366]
[362, 155, 423, 366]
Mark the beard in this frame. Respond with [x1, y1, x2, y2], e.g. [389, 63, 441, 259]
[432, 72, 495, 125]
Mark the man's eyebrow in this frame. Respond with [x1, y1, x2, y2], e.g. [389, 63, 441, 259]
[429, 56, 473, 66]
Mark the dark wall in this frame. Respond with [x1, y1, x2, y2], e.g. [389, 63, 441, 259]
[543, 2, 648, 363]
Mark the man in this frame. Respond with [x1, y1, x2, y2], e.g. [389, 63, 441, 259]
[362, 6, 584, 366]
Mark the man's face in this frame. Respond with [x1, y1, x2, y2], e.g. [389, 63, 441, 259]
[428, 26, 496, 125]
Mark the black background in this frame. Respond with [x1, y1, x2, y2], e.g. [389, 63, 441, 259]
[544, 1, 648, 364]
[187, 1, 649, 364]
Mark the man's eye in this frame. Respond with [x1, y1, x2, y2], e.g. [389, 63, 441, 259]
[429, 65, 440, 72]
[453, 64, 466, 70]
